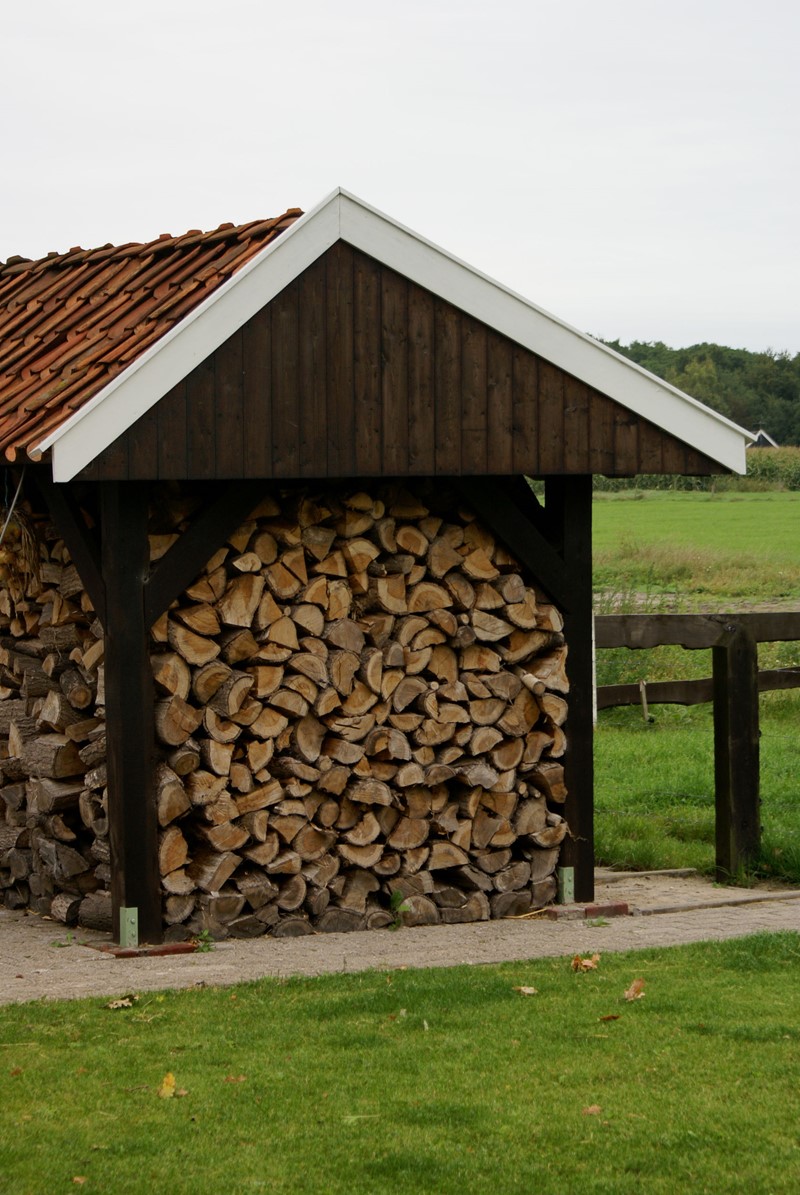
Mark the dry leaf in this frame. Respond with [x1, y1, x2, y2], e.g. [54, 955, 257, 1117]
[10, 1066, 22, 1076]
[582, 1105, 602, 1116]
[513, 985, 539, 996]
[224, 1074, 247, 1083]
[72, 1178, 87, 1186]
[571, 953, 600, 972]
[157, 1072, 176, 1099]
[599, 1014, 621, 1022]
[106, 995, 139, 1011]
[624, 978, 646, 1001]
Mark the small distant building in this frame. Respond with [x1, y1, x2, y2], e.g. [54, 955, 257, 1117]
[749, 429, 779, 448]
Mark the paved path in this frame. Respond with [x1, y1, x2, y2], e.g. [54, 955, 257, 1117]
[2, 871, 799, 1006]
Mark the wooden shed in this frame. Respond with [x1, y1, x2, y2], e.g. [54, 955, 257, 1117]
[0, 189, 750, 942]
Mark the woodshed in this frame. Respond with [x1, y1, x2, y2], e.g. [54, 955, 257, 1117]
[0, 189, 751, 942]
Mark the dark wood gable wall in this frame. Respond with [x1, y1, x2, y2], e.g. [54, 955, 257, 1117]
[78, 243, 726, 483]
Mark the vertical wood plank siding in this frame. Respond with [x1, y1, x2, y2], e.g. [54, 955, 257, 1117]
[157, 378, 188, 478]
[434, 299, 462, 474]
[186, 357, 216, 477]
[298, 257, 328, 477]
[353, 252, 382, 475]
[214, 331, 244, 476]
[77, 242, 729, 481]
[325, 242, 355, 477]
[461, 321, 488, 474]
[242, 306, 271, 477]
[408, 288, 436, 473]
[487, 334, 514, 473]
[381, 270, 409, 474]
[270, 277, 300, 477]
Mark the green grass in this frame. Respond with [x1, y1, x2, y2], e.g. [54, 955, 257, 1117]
[593, 490, 800, 605]
[592, 491, 800, 880]
[2, 935, 800, 1194]
[595, 693, 800, 881]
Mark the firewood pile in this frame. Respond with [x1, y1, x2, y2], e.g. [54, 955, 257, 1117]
[0, 481, 570, 938]
[0, 506, 111, 930]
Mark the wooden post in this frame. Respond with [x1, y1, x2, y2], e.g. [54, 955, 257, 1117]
[101, 482, 161, 942]
[713, 622, 760, 879]
[546, 476, 594, 902]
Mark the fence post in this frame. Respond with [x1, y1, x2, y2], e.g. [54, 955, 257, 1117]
[712, 622, 760, 880]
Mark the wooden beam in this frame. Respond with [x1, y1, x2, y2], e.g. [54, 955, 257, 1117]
[32, 473, 107, 626]
[713, 623, 761, 880]
[546, 476, 595, 902]
[145, 480, 266, 625]
[596, 611, 800, 650]
[101, 482, 161, 942]
[456, 477, 571, 610]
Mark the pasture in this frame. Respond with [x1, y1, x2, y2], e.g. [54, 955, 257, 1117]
[593, 491, 800, 881]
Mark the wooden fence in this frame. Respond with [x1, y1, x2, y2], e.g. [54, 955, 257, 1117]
[594, 612, 800, 880]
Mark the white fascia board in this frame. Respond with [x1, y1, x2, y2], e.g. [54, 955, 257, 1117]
[338, 191, 750, 474]
[37, 190, 344, 481]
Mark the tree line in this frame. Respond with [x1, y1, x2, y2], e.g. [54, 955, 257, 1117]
[599, 339, 800, 445]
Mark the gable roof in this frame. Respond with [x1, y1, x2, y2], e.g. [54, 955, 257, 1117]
[0, 210, 301, 465]
[0, 188, 750, 481]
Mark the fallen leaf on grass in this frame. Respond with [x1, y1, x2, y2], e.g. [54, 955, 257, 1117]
[624, 978, 646, 1001]
[513, 986, 539, 996]
[157, 1073, 188, 1099]
[10, 1067, 22, 1077]
[224, 1075, 247, 1083]
[599, 1014, 621, 1022]
[571, 953, 601, 972]
[582, 1105, 602, 1116]
[72, 1178, 87, 1186]
[106, 995, 139, 1011]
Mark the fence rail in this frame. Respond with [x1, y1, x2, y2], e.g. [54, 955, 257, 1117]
[597, 668, 800, 710]
[593, 611, 800, 880]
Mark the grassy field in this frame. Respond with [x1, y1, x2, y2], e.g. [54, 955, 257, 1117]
[593, 491, 800, 880]
[2, 934, 800, 1195]
[593, 490, 800, 607]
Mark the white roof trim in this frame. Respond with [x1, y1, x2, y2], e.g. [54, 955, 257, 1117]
[35, 187, 751, 481]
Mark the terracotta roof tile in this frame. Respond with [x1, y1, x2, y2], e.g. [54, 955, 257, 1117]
[0, 209, 302, 462]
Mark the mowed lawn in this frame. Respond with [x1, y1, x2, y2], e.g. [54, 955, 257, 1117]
[2, 934, 800, 1195]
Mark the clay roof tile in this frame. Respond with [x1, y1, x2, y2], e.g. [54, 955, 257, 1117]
[0, 208, 301, 462]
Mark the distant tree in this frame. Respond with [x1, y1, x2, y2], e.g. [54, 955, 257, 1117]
[597, 338, 800, 444]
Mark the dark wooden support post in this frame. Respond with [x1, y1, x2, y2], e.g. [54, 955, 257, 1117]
[713, 623, 760, 879]
[101, 482, 161, 943]
[547, 475, 595, 902]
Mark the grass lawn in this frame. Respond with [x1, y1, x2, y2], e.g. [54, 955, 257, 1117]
[592, 490, 800, 605]
[2, 933, 800, 1194]
[592, 490, 800, 880]
[594, 693, 800, 881]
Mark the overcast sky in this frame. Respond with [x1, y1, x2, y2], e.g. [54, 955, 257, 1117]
[2, 0, 797, 354]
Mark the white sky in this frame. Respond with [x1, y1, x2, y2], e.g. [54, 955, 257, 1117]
[2, 0, 798, 354]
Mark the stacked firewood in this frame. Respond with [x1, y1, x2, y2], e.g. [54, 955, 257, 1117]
[0, 510, 111, 930]
[0, 480, 570, 939]
[150, 482, 570, 938]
